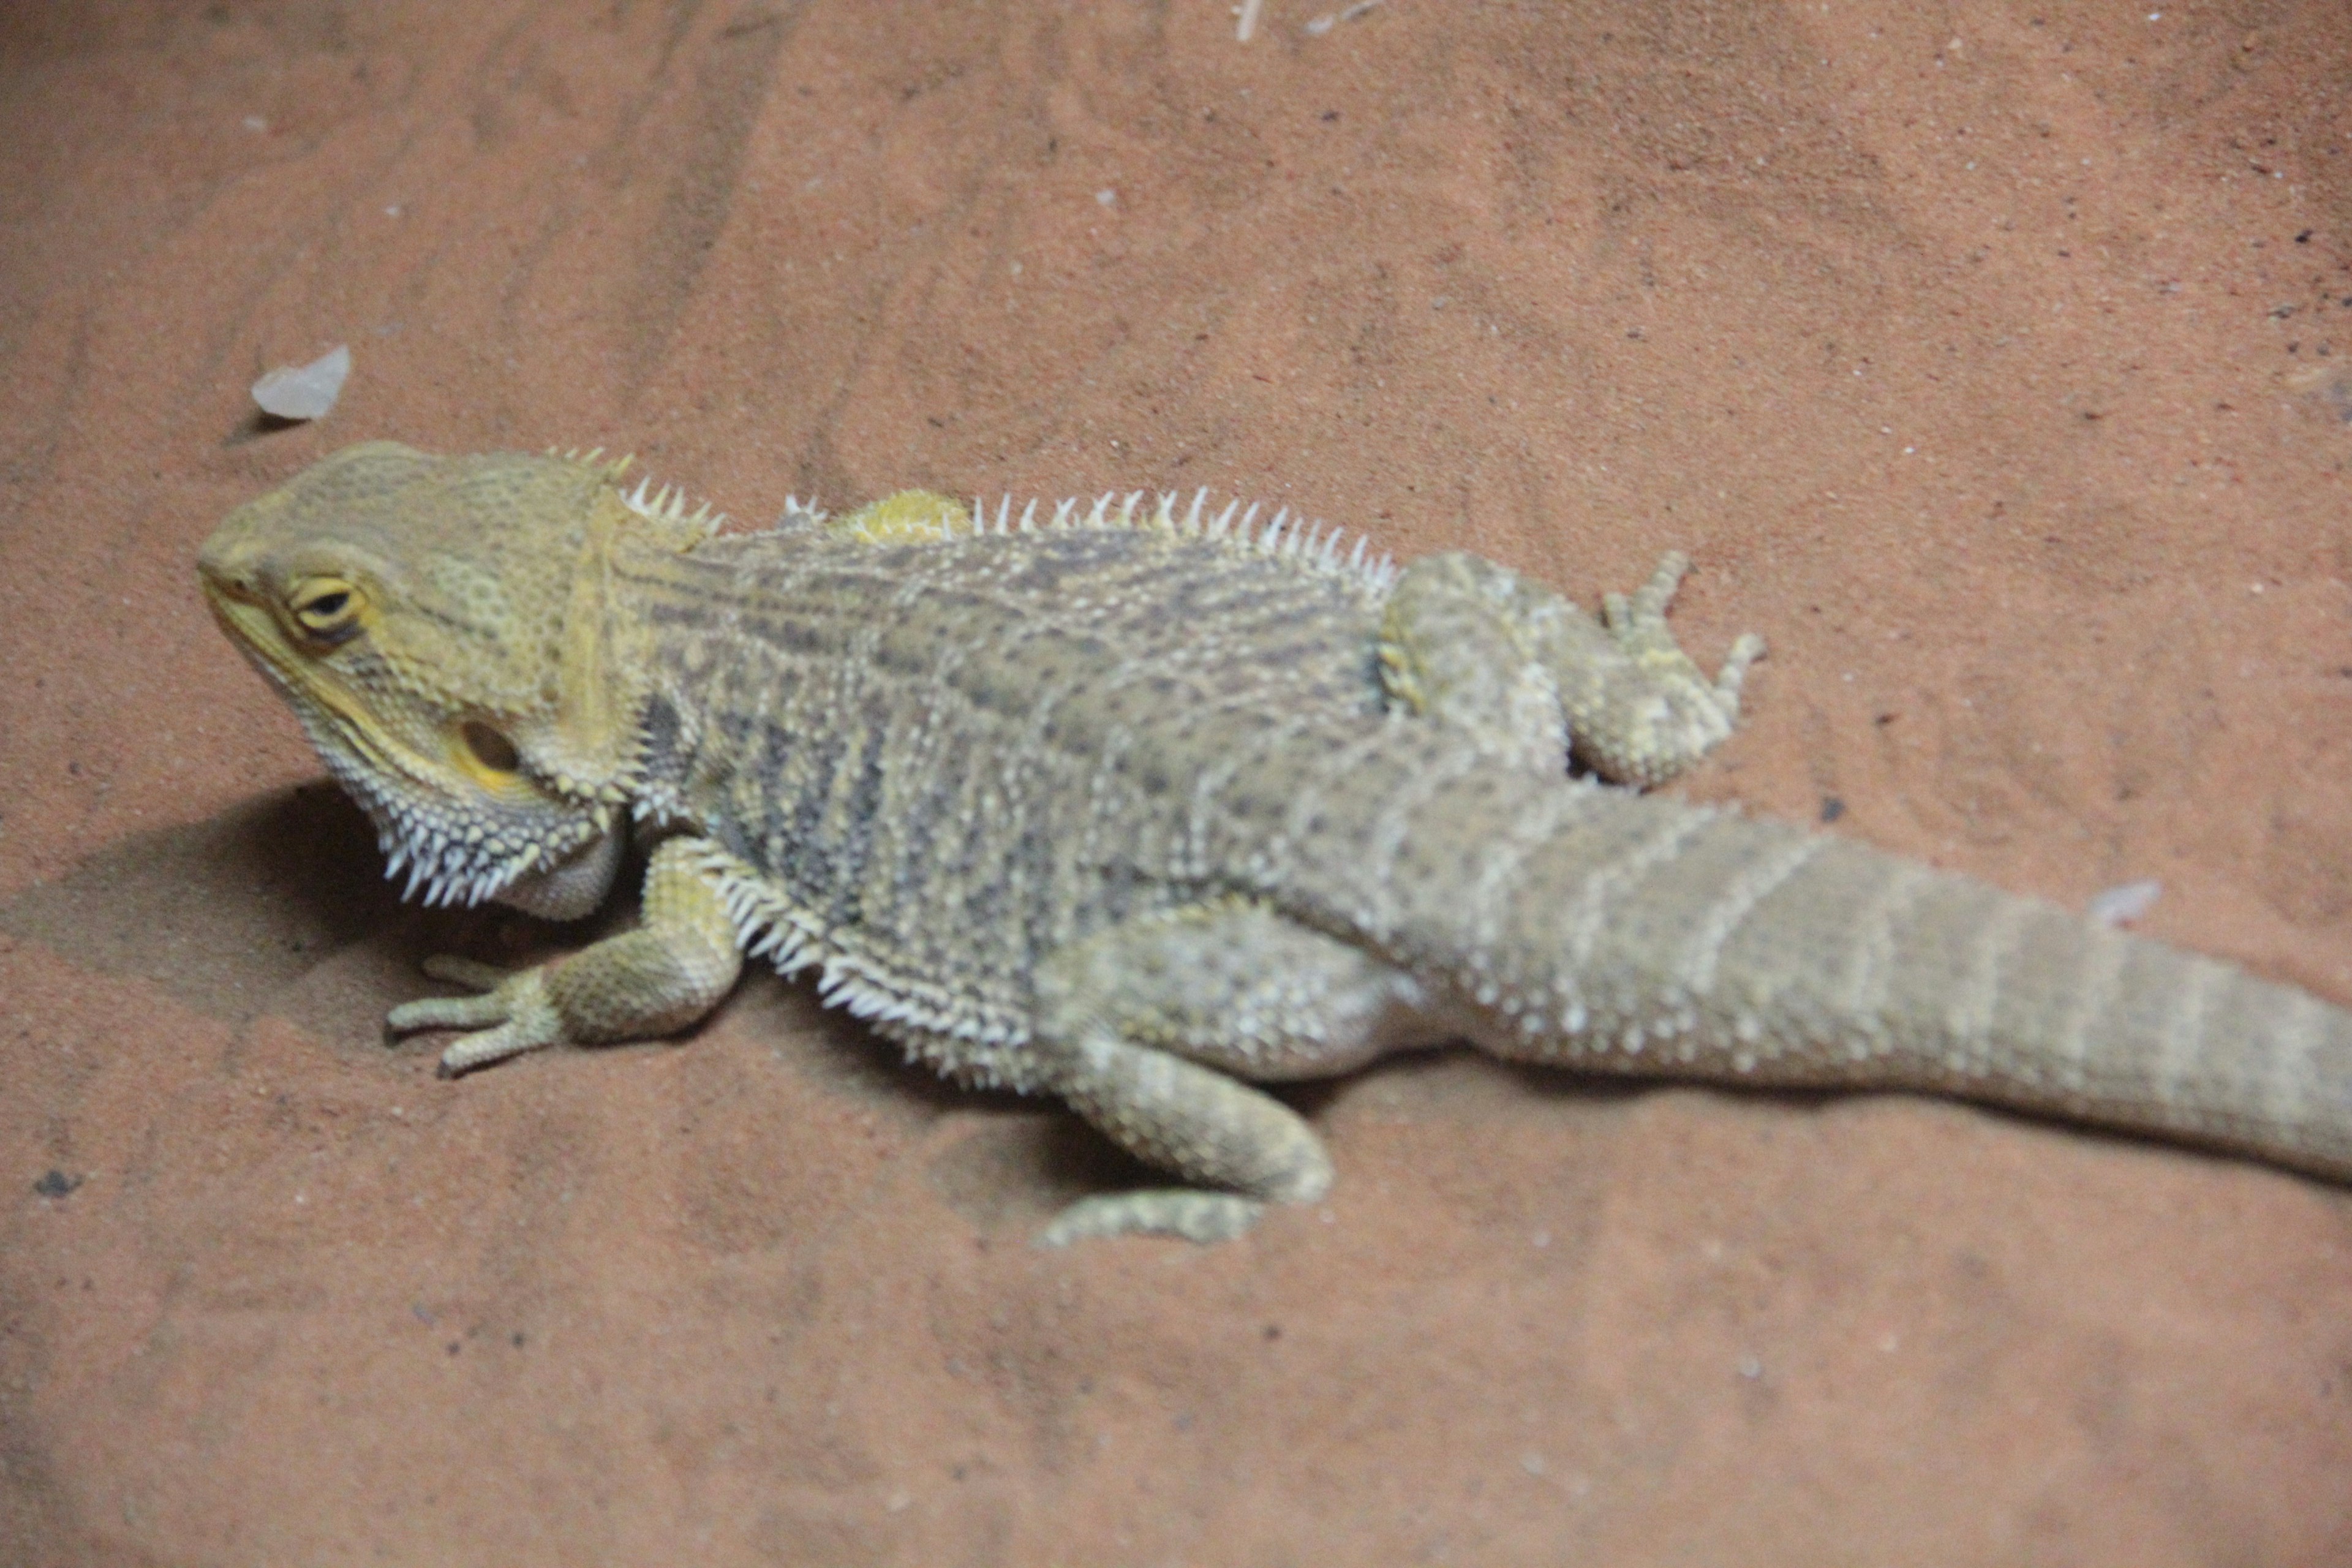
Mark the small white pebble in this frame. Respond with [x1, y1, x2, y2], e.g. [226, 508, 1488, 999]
[252, 343, 352, 421]
[1519, 1452, 1546, 1476]
[1531, 1229, 1550, 1249]
[243, 115, 268, 132]
[1737, 1354, 1763, 1380]
[2087, 879, 2162, 927]
[1094, 187, 1117, 207]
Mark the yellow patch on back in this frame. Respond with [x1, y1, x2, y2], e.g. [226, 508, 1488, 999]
[832, 490, 973, 545]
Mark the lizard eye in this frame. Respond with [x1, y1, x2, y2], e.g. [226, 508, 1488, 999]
[288, 577, 364, 644]
[459, 720, 521, 775]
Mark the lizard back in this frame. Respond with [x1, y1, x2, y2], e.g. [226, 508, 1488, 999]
[625, 519, 1402, 1057]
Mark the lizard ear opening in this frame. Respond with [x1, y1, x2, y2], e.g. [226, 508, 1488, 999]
[459, 720, 522, 775]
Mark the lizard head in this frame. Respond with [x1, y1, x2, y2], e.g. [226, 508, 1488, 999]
[198, 440, 713, 914]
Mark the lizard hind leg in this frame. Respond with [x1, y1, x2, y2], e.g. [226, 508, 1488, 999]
[1382, 549, 1763, 788]
[1030, 900, 1452, 1245]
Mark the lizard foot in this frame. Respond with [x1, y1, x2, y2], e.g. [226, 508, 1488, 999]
[387, 956, 564, 1076]
[1039, 1191, 1268, 1246]
[1602, 550, 1766, 722]
[1383, 549, 1766, 787]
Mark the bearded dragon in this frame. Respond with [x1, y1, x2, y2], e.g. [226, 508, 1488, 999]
[197, 442, 2352, 1242]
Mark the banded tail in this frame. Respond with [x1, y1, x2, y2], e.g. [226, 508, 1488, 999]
[1278, 739, 2352, 1182]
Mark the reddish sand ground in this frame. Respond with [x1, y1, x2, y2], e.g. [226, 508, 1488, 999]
[4, 2, 2350, 1562]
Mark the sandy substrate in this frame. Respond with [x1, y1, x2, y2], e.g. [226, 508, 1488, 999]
[2, 2, 2350, 1562]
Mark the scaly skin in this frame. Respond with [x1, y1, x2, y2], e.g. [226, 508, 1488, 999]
[198, 442, 2352, 1242]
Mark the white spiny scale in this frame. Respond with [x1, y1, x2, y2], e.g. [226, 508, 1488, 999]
[1086, 492, 1112, 527]
[1261, 508, 1289, 551]
[1119, 491, 1143, 526]
[775, 494, 828, 531]
[1210, 500, 1239, 540]
[1019, 499, 1039, 532]
[1052, 499, 1077, 529]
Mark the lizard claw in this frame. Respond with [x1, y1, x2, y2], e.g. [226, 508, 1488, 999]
[388, 958, 564, 1076]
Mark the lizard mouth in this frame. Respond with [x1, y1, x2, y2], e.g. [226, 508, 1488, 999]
[200, 582, 399, 768]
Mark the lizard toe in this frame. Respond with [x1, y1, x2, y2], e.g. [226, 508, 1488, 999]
[391, 967, 565, 1074]
[436, 1012, 563, 1077]
[1039, 1190, 1268, 1246]
[420, 954, 515, 992]
[387, 991, 509, 1033]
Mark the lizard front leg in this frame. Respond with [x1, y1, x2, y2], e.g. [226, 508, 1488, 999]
[1381, 549, 1763, 786]
[388, 835, 744, 1076]
[1031, 900, 1452, 1244]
